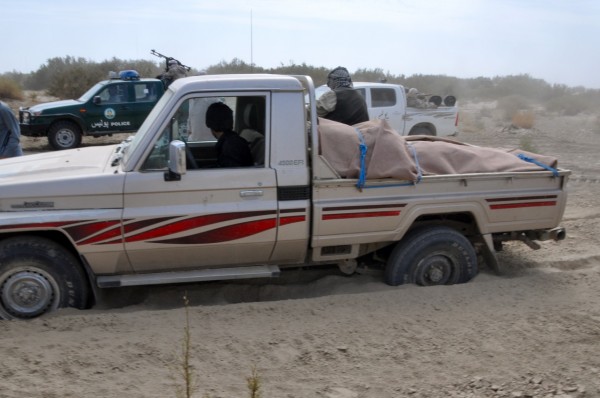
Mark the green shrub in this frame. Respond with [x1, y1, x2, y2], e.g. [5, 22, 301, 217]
[0, 77, 24, 100]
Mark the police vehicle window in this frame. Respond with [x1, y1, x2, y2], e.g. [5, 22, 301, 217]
[100, 84, 126, 103]
[135, 83, 157, 102]
[371, 88, 396, 107]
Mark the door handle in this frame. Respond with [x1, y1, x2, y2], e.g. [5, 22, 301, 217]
[240, 190, 264, 197]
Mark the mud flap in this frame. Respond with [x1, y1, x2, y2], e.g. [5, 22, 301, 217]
[480, 233, 500, 274]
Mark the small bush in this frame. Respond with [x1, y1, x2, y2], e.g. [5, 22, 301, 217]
[511, 110, 535, 129]
[174, 294, 198, 398]
[246, 366, 262, 398]
[458, 111, 485, 133]
[593, 115, 600, 134]
[0, 77, 24, 100]
[496, 95, 531, 121]
[519, 135, 537, 152]
[544, 94, 591, 116]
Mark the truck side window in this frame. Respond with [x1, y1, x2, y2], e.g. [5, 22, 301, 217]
[141, 95, 267, 171]
[371, 88, 396, 107]
[140, 123, 174, 170]
[237, 97, 266, 166]
[187, 95, 266, 167]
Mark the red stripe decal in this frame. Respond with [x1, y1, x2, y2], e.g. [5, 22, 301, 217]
[77, 226, 123, 245]
[84, 217, 179, 245]
[123, 217, 179, 233]
[490, 201, 557, 210]
[486, 195, 557, 203]
[123, 211, 275, 243]
[64, 220, 121, 242]
[0, 221, 85, 231]
[152, 218, 277, 244]
[279, 215, 306, 226]
[323, 210, 400, 220]
[323, 204, 405, 211]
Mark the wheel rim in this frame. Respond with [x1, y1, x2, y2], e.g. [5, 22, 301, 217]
[56, 129, 76, 147]
[1, 268, 60, 318]
[415, 254, 454, 285]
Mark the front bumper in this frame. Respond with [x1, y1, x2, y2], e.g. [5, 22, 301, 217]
[19, 122, 48, 137]
[19, 110, 49, 137]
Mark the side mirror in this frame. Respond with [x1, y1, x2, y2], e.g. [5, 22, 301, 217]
[164, 140, 187, 181]
[93, 96, 102, 105]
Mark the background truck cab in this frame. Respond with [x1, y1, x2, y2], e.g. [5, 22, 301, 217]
[19, 70, 165, 150]
[317, 82, 459, 137]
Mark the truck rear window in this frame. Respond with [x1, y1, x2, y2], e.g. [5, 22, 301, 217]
[371, 88, 396, 107]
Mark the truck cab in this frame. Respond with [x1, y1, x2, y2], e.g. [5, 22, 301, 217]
[19, 70, 165, 150]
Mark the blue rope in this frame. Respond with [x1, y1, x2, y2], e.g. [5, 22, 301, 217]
[517, 153, 559, 177]
[409, 143, 423, 183]
[354, 128, 368, 190]
[363, 142, 422, 189]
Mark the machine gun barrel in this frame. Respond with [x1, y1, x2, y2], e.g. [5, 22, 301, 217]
[150, 49, 191, 71]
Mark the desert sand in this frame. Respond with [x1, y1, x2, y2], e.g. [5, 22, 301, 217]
[0, 99, 599, 398]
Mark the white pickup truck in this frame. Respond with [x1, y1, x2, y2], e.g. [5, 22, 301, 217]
[0, 74, 568, 319]
[317, 82, 459, 136]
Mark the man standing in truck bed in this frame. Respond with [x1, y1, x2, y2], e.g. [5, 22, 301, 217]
[316, 66, 369, 126]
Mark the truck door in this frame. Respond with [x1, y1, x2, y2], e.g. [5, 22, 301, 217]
[369, 87, 405, 133]
[86, 83, 137, 133]
[121, 93, 279, 272]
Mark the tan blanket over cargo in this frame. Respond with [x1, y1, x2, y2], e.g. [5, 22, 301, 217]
[317, 118, 558, 181]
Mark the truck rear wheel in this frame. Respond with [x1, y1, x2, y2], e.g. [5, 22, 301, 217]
[385, 226, 477, 286]
[0, 236, 89, 320]
[48, 121, 82, 150]
[409, 126, 433, 136]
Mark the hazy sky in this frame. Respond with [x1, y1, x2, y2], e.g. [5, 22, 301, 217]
[2, 0, 599, 88]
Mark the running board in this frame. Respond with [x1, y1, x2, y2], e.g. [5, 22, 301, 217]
[96, 265, 281, 288]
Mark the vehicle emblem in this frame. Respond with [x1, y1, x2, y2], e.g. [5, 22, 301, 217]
[11, 201, 55, 209]
[104, 108, 116, 119]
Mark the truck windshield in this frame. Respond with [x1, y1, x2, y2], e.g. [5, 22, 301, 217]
[78, 82, 106, 102]
[122, 90, 174, 166]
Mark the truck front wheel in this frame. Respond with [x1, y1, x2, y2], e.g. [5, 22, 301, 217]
[48, 121, 82, 150]
[0, 236, 89, 320]
[385, 226, 477, 286]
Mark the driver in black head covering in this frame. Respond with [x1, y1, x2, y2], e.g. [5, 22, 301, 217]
[205, 102, 253, 168]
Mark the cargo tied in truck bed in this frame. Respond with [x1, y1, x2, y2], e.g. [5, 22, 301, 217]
[318, 118, 559, 182]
